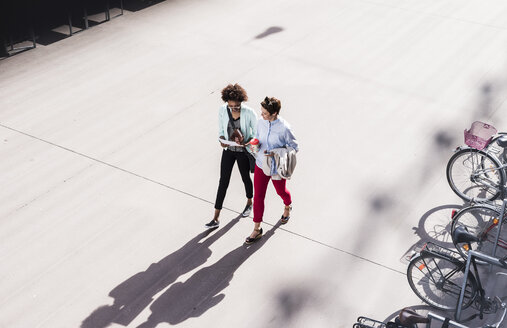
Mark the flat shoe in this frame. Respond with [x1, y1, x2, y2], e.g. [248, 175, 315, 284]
[205, 219, 219, 229]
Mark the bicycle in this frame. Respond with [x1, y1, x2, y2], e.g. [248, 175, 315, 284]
[448, 127, 507, 260]
[353, 305, 507, 328]
[450, 203, 507, 261]
[446, 122, 507, 203]
[453, 226, 507, 322]
[406, 226, 507, 323]
[407, 242, 477, 312]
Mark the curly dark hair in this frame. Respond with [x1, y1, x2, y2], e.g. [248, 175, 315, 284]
[261, 96, 281, 115]
[221, 84, 248, 102]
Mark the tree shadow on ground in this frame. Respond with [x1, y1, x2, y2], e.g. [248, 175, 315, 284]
[81, 215, 242, 328]
[254, 26, 284, 39]
[136, 222, 282, 327]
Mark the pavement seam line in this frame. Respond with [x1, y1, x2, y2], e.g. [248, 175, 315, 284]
[4, 163, 96, 217]
[263, 221, 406, 276]
[0, 123, 406, 276]
[360, 0, 507, 31]
[0, 122, 215, 204]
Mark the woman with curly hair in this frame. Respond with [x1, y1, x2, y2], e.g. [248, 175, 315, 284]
[245, 96, 298, 244]
[205, 84, 258, 229]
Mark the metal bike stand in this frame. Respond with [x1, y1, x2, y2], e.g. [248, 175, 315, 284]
[455, 250, 507, 321]
[428, 313, 468, 328]
[456, 254, 473, 321]
[491, 198, 507, 259]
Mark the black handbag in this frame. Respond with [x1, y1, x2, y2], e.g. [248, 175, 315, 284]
[226, 107, 255, 173]
[245, 150, 256, 173]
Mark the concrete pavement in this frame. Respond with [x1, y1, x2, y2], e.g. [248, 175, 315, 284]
[1, 0, 507, 327]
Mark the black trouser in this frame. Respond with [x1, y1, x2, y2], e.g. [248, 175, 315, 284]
[214, 149, 253, 210]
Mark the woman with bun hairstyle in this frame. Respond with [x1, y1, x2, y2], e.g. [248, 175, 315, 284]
[245, 96, 298, 244]
[205, 84, 258, 229]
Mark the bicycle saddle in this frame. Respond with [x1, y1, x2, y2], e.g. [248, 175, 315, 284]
[398, 308, 430, 325]
[496, 135, 507, 148]
[453, 225, 480, 244]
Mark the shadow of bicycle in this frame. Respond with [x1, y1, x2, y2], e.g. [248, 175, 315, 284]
[399, 203, 464, 264]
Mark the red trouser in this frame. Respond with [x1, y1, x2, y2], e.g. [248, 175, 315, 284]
[253, 165, 292, 223]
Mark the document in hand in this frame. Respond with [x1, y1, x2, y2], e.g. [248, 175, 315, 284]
[219, 139, 243, 147]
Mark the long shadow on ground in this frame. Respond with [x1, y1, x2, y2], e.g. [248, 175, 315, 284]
[81, 215, 242, 328]
[136, 222, 281, 327]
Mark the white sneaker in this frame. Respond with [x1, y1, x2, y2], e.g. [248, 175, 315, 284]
[241, 204, 252, 217]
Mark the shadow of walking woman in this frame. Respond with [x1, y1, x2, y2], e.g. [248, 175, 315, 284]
[81, 216, 242, 328]
[136, 222, 282, 327]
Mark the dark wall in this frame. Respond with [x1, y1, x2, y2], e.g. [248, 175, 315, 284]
[0, 0, 161, 56]
[0, 0, 123, 47]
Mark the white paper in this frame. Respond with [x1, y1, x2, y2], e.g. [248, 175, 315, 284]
[219, 139, 243, 147]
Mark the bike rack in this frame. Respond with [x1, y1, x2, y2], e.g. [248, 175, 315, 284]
[491, 199, 507, 259]
[427, 312, 468, 328]
[456, 250, 507, 321]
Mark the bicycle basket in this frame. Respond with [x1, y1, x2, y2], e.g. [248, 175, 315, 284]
[464, 121, 497, 150]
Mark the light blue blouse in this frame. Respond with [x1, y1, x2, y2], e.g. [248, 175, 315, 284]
[218, 104, 258, 143]
[255, 117, 299, 175]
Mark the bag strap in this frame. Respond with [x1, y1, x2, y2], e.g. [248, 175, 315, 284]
[226, 106, 244, 145]
[226, 106, 242, 130]
[226, 106, 234, 122]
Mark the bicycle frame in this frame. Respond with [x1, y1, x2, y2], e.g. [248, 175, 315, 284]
[419, 248, 467, 296]
[462, 201, 507, 254]
[481, 144, 507, 188]
[470, 200, 507, 257]
[470, 163, 507, 191]
[464, 164, 507, 257]
[487, 133, 507, 164]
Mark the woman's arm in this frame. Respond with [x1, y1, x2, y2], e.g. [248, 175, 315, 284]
[218, 106, 228, 147]
[243, 109, 258, 144]
[250, 109, 258, 140]
[285, 127, 299, 152]
[218, 106, 226, 139]
[255, 118, 262, 140]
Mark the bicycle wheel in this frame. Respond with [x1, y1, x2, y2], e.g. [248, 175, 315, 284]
[407, 253, 477, 311]
[451, 205, 507, 260]
[446, 148, 504, 202]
